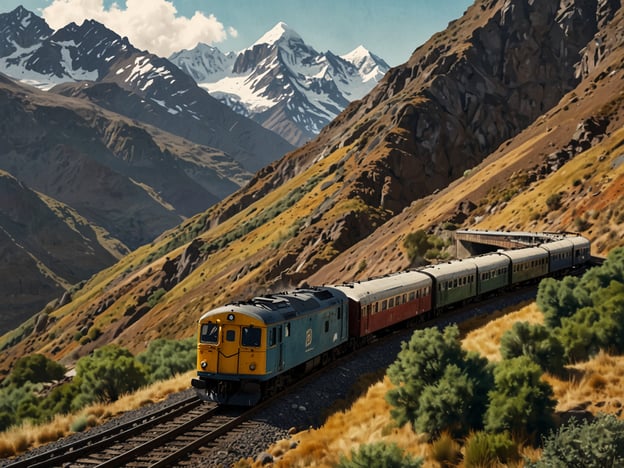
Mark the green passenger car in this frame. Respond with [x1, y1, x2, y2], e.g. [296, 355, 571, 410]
[420, 260, 478, 309]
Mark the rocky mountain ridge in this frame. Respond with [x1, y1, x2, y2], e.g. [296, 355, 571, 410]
[169, 22, 390, 146]
[1, 0, 623, 380]
[0, 6, 294, 173]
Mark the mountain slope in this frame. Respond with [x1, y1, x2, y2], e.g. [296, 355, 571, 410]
[0, 72, 256, 330]
[170, 22, 390, 146]
[1, 0, 623, 379]
[0, 169, 123, 333]
[0, 7, 294, 173]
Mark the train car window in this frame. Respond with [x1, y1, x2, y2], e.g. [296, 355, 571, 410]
[200, 323, 219, 344]
[374, 302, 379, 314]
[389, 298, 394, 308]
[325, 320, 329, 332]
[410, 291, 415, 301]
[278, 326, 282, 343]
[226, 330, 236, 342]
[269, 328, 276, 346]
[403, 294, 407, 303]
[382, 300, 387, 311]
[242, 327, 261, 347]
[337, 306, 342, 319]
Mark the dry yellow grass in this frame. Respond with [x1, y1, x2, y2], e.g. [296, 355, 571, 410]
[260, 377, 429, 468]
[0, 370, 194, 459]
[546, 351, 624, 416]
[461, 301, 543, 361]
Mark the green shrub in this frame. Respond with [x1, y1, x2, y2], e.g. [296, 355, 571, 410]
[546, 193, 562, 211]
[528, 414, 624, 467]
[484, 356, 555, 443]
[70, 415, 89, 433]
[500, 322, 565, 374]
[75, 345, 147, 405]
[463, 431, 518, 467]
[147, 288, 167, 308]
[336, 441, 423, 468]
[137, 337, 196, 384]
[7, 354, 66, 386]
[386, 325, 492, 440]
[404, 230, 433, 263]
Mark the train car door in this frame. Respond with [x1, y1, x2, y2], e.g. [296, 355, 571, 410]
[363, 303, 371, 335]
[218, 324, 240, 374]
[278, 325, 284, 370]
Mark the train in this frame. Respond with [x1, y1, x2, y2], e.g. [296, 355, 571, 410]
[191, 233, 591, 405]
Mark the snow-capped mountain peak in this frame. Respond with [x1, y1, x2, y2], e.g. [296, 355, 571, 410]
[0, 6, 53, 56]
[169, 43, 236, 83]
[253, 21, 303, 47]
[170, 22, 390, 146]
[341, 45, 390, 83]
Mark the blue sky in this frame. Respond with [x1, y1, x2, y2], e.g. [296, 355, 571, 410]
[2, 0, 473, 66]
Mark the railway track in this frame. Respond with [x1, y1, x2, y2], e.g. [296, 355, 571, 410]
[3, 395, 208, 467]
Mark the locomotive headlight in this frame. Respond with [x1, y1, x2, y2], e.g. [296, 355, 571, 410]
[200, 360, 207, 369]
[249, 362, 256, 371]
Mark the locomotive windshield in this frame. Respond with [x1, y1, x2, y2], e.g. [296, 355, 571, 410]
[242, 327, 261, 347]
[200, 323, 219, 343]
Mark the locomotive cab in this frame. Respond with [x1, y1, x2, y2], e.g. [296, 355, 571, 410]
[192, 287, 349, 406]
[192, 309, 268, 405]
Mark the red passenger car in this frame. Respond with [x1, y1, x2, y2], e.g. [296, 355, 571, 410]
[334, 270, 433, 338]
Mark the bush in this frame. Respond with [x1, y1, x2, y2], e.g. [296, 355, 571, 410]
[0, 382, 42, 429]
[137, 337, 196, 384]
[557, 281, 624, 362]
[499, 322, 565, 374]
[528, 414, 624, 467]
[429, 432, 461, 467]
[545, 193, 562, 211]
[463, 431, 518, 467]
[404, 230, 433, 263]
[147, 288, 167, 308]
[386, 325, 492, 439]
[536, 276, 581, 328]
[70, 415, 89, 433]
[7, 353, 66, 386]
[484, 356, 556, 443]
[75, 345, 147, 405]
[336, 441, 423, 468]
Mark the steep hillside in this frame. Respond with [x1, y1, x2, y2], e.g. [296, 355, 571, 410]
[1, 0, 623, 377]
[0, 73, 254, 330]
[0, 170, 123, 333]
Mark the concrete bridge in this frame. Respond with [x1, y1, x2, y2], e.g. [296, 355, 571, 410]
[454, 230, 564, 258]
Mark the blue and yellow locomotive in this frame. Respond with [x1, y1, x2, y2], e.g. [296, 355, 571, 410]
[191, 287, 349, 405]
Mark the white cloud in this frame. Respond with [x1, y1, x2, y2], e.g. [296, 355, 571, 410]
[42, 0, 237, 57]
